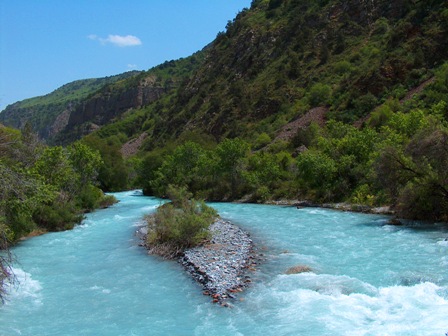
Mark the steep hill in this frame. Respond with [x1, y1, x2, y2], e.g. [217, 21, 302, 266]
[88, 0, 447, 150]
[154, 0, 447, 141]
[0, 71, 140, 140]
[53, 54, 204, 145]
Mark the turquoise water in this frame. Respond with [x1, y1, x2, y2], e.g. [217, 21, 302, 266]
[1, 190, 448, 335]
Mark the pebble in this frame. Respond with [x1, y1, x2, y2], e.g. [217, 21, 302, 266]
[180, 219, 256, 304]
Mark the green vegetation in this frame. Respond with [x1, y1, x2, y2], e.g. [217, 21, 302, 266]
[134, 62, 448, 222]
[145, 185, 217, 258]
[137, 137, 294, 203]
[73, 0, 447, 222]
[137, 0, 446, 141]
[0, 125, 116, 240]
[0, 124, 116, 299]
[0, 221, 13, 303]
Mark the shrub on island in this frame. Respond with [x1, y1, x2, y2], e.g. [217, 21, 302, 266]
[146, 185, 217, 259]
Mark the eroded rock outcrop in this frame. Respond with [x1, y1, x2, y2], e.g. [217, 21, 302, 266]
[65, 76, 168, 138]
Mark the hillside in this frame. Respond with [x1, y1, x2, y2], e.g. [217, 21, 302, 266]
[3, 0, 447, 145]
[85, 0, 447, 148]
[0, 52, 205, 145]
[52, 54, 205, 145]
[0, 71, 140, 140]
[157, 0, 447, 140]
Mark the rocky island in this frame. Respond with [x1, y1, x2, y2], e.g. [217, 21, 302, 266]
[138, 217, 257, 306]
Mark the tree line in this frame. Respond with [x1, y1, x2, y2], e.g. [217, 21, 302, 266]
[136, 100, 448, 223]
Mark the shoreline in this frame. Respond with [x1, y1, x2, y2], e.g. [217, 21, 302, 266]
[139, 189, 395, 216]
[259, 199, 395, 216]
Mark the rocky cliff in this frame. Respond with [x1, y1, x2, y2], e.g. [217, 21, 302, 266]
[63, 75, 168, 140]
[0, 72, 141, 140]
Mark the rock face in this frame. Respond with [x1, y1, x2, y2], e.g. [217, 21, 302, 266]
[68, 84, 165, 127]
[0, 72, 141, 140]
[63, 78, 167, 142]
[180, 219, 256, 304]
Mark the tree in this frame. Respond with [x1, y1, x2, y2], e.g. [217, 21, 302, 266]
[296, 150, 337, 200]
[244, 151, 284, 201]
[0, 162, 54, 239]
[16, 121, 43, 167]
[308, 83, 331, 107]
[67, 142, 103, 186]
[216, 138, 250, 199]
[0, 125, 20, 159]
[138, 150, 167, 195]
[375, 121, 448, 220]
[151, 141, 212, 197]
[82, 136, 129, 191]
[0, 220, 14, 303]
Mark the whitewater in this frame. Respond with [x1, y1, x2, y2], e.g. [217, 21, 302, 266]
[1, 190, 447, 335]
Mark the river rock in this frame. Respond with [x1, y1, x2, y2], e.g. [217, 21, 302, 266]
[285, 265, 312, 274]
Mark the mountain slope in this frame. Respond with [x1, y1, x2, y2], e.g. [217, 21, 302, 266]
[53, 54, 204, 145]
[151, 0, 447, 142]
[0, 71, 140, 140]
[0, 50, 204, 144]
[3, 0, 447, 147]
[75, 0, 448, 154]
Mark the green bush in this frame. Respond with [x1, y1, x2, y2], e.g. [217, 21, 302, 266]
[254, 132, 272, 149]
[76, 185, 103, 210]
[350, 184, 376, 206]
[368, 105, 393, 129]
[254, 186, 271, 202]
[308, 83, 332, 107]
[397, 181, 448, 221]
[146, 185, 217, 258]
[32, 200, 83, 231]
[77, 185, 117, 211]
[334, 61, 353, 75]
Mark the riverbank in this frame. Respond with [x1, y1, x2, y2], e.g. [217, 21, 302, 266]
[138, 218, 258, 306]
[263, 199, 394, 216]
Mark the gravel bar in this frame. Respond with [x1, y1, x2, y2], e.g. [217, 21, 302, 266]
[180, 219, 256, 305]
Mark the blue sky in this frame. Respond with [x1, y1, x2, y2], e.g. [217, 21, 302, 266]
[0, 0, 252, 111]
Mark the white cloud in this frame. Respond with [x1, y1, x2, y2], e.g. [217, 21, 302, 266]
[88, 34, 142, 47]
[107, 35, 142, 47]
[127, 64, 137, 69]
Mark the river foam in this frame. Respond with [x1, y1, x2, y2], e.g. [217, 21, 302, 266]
[234, 275, 448, 336]
[4, 268, 42, 307]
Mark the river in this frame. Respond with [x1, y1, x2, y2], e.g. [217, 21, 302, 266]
[1, 190, 447, 335]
